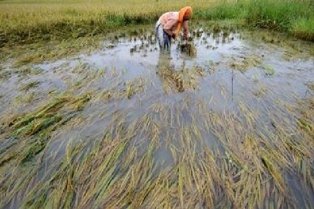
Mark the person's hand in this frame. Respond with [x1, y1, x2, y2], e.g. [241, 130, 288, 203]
[183, 33, 192, 41]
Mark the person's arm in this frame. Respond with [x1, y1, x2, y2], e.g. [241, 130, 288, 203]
[182, 21, 189, 40]
[163, 13, 178, 38]
[164, 28, 174, 37]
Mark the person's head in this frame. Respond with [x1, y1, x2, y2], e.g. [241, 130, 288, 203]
[174, 6, 192, 37]
[179, 6, 192, 22]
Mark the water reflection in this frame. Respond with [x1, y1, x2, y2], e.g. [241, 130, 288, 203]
[156, 42, 204, 94]
[157, 52, 184, 93]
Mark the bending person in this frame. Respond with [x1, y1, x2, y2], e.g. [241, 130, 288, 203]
[155, 6, 192, 50]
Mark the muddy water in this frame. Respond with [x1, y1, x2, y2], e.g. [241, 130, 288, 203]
[0, 28, 314, 208]
[1, 28, 313, 169]
[20, 32, 313, 103]
[1, 28, 313, 135]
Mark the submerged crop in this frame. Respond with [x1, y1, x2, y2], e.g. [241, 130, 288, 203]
[0, 26, 313, 208]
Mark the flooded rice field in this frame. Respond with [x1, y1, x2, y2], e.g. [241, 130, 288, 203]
[0, 26, 313, 209]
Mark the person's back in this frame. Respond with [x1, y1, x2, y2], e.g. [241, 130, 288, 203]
[158, 12, 179, 36]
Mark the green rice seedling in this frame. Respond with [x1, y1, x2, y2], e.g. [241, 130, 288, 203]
[262, 64, 275, 76]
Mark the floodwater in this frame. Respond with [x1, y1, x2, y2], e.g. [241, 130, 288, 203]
[0, 27, 313, 208]
[2, 29, 312, 112]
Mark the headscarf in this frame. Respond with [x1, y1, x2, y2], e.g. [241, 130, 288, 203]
[174, 6, 192, 36]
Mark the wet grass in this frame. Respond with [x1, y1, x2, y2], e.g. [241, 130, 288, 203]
[230, 55, 262, 73]
[1, 35, 103, 67]
[290, 17, 314, 41]
[0, 60, 313, 208]
[19, 81, 41, 92]
[0, 93, 91, 205]
[2, 102, 311, 208]
[11, 95, 90, 136]
[157, 65, 205, 93]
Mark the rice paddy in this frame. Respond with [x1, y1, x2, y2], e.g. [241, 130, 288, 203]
[1, 0, 314, 208]
[0, 0, 313, 47]
[0, 22, 313, 209]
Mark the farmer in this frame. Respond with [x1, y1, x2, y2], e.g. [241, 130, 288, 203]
[155, 6, 192, 50]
